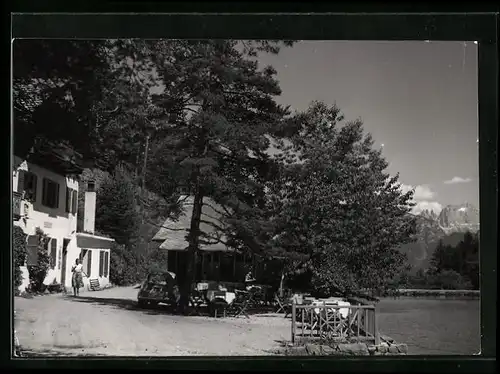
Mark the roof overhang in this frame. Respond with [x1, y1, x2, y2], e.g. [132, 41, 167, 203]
[76, 232, 114, 249]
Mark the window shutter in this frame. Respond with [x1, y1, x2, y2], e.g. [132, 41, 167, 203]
[17, 170, 25, 194]
[104, 252, 109, 277]
[87, 250, 92, 277]
[50, 239, 57, 269]
[66, 187, 71, 213]
[55, 183, 60, 208]
[26, 235, 38, 266]
[72, 189, 78, 214]
[99, 251, 104, 277]
[42, 178, 48, 206]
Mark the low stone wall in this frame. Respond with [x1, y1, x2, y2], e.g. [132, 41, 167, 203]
[276, 335, 408, 356]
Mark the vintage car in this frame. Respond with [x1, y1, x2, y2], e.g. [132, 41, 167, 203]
[137, 271, 180, 308]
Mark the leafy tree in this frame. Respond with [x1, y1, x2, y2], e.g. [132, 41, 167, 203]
[27, 228, 51, 293]
[13, 225, 27, 295]
[13, 39, 155, 171]
[95, 167, 141, 247]
[142, 40, 294, 309]
[265, 102, 417, 297]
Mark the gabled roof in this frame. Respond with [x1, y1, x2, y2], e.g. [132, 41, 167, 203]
[152, 195, 232, 252]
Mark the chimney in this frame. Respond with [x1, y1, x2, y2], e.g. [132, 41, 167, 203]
[83, 181, 96, 234]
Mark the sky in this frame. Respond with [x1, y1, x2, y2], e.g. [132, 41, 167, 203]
[256, 41, 479, 214]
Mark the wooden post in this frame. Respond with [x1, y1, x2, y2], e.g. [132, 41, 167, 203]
[291, 301, 296, 344]
[233, 252, 236, 281]
[279, 268, 285, 298]
[374, 306, 380, 345]
[357, 307, 361, 339]
[364, 308, 368, 337]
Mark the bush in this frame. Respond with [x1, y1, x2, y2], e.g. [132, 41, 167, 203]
[27, 228, 51, 293]
[109, 243, 147, 286]
[428, 269, 474, 290]
[13, 225, 27, 295]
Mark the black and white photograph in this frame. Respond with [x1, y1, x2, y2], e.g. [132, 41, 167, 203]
[12, 38, 480, 357]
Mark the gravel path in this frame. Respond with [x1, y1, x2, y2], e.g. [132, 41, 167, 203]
[14, 286, 290, 356]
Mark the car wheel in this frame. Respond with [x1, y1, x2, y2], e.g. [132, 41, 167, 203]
[138, 299, 148, 308]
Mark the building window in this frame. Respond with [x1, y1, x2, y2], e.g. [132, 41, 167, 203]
[99, 250, 105, 277]
[87, 250, 92, 277]
[72, 189, 78, 213]
[50, 238, 57, 269]
[65, 187, 78, 214]
[104, 252, 109, 278]
[42, 178, 60, 208]
[80, 249, 92, 277]
[18, 171, 38, 202]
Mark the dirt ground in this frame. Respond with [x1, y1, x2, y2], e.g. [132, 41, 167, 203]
[14, 286, 291, 356]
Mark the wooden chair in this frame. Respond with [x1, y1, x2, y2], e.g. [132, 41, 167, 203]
[275, 294, 292, 317]
[88, 279, 101, 291]
[226, 290, 251, 318]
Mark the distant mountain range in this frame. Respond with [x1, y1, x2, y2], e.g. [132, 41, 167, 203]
[398, 203, 480, 270]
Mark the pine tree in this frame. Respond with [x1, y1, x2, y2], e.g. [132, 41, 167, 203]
[95, 167, 141, 247]
[143, 40, 293, 308]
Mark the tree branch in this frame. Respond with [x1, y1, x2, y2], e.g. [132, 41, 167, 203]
[199, 219, 226, 232]
[202, 201, 230, 218]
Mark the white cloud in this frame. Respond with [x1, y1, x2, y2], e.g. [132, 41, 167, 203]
[444, 176, 473, 185]
[400, 183, 442, 215]
[400, 184, 435, 200]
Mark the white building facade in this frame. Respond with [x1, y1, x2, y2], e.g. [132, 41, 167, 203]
[13, 152, 113, 293]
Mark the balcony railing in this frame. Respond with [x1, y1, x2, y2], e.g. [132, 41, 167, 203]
[291, 302, 380, 345]
[13, 191, 22, 219]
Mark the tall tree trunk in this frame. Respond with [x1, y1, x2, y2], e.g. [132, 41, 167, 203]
[178, 188, 203, 313]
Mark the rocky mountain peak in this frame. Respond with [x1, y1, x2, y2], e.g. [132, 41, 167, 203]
[437, 203, 480, 234]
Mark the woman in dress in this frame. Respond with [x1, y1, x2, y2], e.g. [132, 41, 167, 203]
[71, 258, 87, 296]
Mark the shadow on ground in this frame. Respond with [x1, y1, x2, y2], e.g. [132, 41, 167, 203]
[65, 295, 179, 316]
[65, 295, 286, 320]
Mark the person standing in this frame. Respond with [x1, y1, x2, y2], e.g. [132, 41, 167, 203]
[71, 258, 87, 297]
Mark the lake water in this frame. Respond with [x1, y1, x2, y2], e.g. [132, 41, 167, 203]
[376, 297, 480, 355]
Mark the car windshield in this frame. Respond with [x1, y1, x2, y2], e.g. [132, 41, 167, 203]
[148, 273, 169, 284]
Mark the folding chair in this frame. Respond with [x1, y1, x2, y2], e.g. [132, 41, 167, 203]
[275, 294, 287, 313]
[226, 290, 251, 318]
[188, 291, 205, 316]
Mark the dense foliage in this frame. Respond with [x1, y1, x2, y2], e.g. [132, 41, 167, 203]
[405, 231, 479, 290]
[13, 226, 27, 295]
[13, 40, 155, 170]
[265, 102, 416, 297]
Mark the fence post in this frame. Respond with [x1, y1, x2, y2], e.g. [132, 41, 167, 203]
[373, 306, 380, 345]
[291, 300, 296, 344]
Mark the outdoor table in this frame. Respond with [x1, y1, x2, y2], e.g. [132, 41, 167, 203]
[206, 290, 236, 304]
